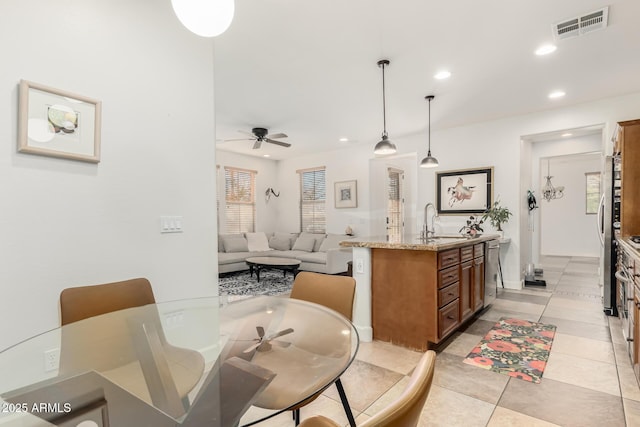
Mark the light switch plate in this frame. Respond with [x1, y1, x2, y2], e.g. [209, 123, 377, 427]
[160, 216, 183, 233]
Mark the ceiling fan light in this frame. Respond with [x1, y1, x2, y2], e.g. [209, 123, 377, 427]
[171, 0, 235, 37]
[374, 135, 397, 155]
[420, 154, 439, 168]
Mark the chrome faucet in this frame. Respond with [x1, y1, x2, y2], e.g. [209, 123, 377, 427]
[423, 203, 438, 239]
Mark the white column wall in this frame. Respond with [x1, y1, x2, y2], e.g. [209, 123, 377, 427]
[0, 0, 218, 351]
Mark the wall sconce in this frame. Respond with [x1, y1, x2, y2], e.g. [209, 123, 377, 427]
[265, 187, 280, 203]
[171, 0, 235, 37]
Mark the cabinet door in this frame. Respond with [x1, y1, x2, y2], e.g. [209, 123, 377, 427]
[460, 260, 473, 321]
[635, 294, 640, 382]
[473, 256, 485, 311]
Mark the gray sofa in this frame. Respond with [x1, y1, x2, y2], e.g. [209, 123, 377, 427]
[218, 231, 353, 275]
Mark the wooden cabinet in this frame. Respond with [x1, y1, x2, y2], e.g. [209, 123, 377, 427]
[371, 241, 488, 351]
[616, 119, 640, 238]
[473, 243, 485, 312]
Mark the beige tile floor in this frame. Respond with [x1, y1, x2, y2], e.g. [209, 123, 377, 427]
[239, 256, 640, 427]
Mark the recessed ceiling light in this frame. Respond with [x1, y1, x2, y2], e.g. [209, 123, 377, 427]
[339, 137, 349, 142]
[535, 44, 557, 56]
[263, 154, 270, 158]
[562, 133, 573, 137]
[434, 70, 451, 80]
[548, 91, 566, 99]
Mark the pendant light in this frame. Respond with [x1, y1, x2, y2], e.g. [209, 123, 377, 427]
[374, 59, 397, 155]
[420, 95, 439, 168]
[171, 0, 235, 37]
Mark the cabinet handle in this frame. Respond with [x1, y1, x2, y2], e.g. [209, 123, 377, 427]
[627, 337, 634, 342]
[447, 315, 455, 320]
[448, 293, 454, 296]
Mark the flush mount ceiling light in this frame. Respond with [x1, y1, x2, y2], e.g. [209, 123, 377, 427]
[434, 70, 451, 80]
[171, 0, 235, 37]
[535, 44, 557, 55]
[420, 95, 439, 168]
[548, 90, 566, 99]
[373, 59, 397, 155]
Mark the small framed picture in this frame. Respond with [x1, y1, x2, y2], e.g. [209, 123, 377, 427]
[334, 180, 357, 208]
[436, 167, 493, 215]
[18, 79, 102, 163]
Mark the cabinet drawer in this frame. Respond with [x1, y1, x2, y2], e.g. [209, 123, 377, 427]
[438, 283, 459, 307]
[474, 243, 484, 258]
[438, 249, 460, 269]
[439, 265, 459, 288]
[461, 246, 474, 262]
[439, 299, 460, 338]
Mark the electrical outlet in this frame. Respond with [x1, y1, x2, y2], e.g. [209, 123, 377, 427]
[44, 348, 60, 372]
[355, 259, 365, 274]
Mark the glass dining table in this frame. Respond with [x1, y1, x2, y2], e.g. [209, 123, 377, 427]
[0, 295, 359, 427]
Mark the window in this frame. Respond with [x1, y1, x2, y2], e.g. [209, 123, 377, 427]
[387, 168, 404, 242]
[298, 167, 326, 233]
[224, 166, 256, 233]
[585, 172, 600, 214]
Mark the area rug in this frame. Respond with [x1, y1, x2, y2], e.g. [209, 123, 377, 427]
[218, 270, 294, 296]
[463, 317, 557, 383]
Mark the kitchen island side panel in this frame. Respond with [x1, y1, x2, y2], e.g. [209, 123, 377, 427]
[371, 248, 439, 351]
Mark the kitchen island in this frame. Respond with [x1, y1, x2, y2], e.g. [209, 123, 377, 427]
[341, 234, 499, 351]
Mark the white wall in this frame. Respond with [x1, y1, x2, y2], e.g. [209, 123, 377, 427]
[215, 150, 280, 232]
[0, 0, 218, 351]
[276, 145, 372, 235]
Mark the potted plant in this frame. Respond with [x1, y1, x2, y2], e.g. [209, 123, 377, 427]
[482, 199, 512, 232]
[459, 215, 484, 238]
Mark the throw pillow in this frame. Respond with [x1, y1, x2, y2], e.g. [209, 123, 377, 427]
[291, 235, 316, 252]
[222, 236, 249, 253]
[300, 232, 325, 252]
[269, 233, 292, 250]
[319, 234, 349, 252]
[246, 232, 272, 252]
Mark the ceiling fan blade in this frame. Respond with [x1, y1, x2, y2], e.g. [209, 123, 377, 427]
[266, 138, 291, 148]
[256, 326, 265, 339]
[267, 133, 288, 139]
[242, 341, 262, 354]
[253, 140, 262, 149]
[267, 327, 294, 340]
[224, 138, 254, 142]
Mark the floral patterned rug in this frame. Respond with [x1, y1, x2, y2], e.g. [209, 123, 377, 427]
[463, 317, 557, 383]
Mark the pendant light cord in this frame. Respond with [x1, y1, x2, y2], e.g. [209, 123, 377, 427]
[381, 62, 387, 137]
[427, 96, 431, 155]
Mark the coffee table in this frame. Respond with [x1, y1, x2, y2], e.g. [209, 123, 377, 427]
[246, 257, 301, 282]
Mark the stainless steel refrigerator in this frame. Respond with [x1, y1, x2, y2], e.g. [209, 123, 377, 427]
[597, 155, 620, 316]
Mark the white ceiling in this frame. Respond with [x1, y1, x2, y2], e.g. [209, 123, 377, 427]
[213, 0, 640, 160]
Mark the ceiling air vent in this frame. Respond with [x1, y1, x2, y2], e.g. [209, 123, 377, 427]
[553, 6, 609, 40]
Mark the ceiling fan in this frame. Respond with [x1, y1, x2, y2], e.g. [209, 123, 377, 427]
[225, 127, 291, 149]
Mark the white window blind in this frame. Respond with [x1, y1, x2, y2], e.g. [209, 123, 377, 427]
[224, 167, 256, 233]
[299, 167, 326, 233]
[387, 168, 404, 241]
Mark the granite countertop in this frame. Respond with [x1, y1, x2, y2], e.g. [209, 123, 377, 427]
[339, 233, 501, 251]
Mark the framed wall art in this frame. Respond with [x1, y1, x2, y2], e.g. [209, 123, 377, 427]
[18, 79, 102, 163]
[334, 180, 357, 208]
[436, 167, 493, 215]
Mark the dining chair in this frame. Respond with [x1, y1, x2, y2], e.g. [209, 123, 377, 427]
[59, 278, 205, 417]
[286, 271, 357, 426]
[297, 350, 436, 427]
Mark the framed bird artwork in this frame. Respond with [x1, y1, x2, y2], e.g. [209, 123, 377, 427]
[436, 167, 493, 215]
